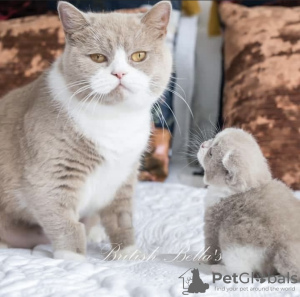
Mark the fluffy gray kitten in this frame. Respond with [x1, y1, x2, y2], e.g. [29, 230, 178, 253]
[198, 128, 300, 279]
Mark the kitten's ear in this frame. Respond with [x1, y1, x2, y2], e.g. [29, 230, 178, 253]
[57, 1, 89, 34]
[222, 150, 246, 190]
[141, 1, 172, 36]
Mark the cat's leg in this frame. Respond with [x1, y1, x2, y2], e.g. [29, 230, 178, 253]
[35, 202, 86, 261]
[274, 243, 300, 281]
[99, 168, 144, 260]
[81, 214, 108, 243]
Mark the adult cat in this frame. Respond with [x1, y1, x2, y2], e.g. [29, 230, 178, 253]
[0, 1, 172, 260]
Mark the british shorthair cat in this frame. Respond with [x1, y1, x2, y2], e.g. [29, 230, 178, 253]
[198, 128, 300, 280]
[0, 1, 172, 260]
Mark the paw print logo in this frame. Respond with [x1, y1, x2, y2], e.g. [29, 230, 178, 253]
[179, 268, 209, 295]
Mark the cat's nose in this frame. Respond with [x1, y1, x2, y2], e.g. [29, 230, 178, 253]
[112, 72, 127, 79]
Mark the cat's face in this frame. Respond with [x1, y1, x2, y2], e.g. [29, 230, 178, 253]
[197, 128, 271, 193]
[58, 1, 172, 109]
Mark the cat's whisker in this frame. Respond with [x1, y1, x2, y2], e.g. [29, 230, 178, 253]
[207, 115, 219, 136]
[76, 90, 97, 115]
[150, 81, 194, 119]
[50, 82, 90, 123]
[92, 93, 105, 116]
[168, 80, 187, 100]
[55, 88, 85, 126]
[48, 80, 89, 97]
[183, 145, 200, 157]
[158, 95, 181, 135]
[46, 79, 89, 91]
[85, 92, 98, 113]
[179, 158, 199, 171]
[155, 102, 171, 136]
[152, 103, 166, 136]
[189, 132, 204, 144]
[56, 84, 91, 127]
[169, 75, 187, 80]
[178, 150, 198, 158]
[186, 139, 201, 151]
[92, 93, 100, 116]
[66, 85, 91, 111]
[193, 125, 211, 144]
[185, 130, 207, 157]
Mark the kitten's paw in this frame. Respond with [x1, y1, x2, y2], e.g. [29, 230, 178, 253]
[87, 225, 108, 243]
[54, 250, 86, 261]
[108, 245, 148, 261]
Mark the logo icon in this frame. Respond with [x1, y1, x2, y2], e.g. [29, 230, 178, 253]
[255, 273, 267, 284]
[179, 268, 209, 295]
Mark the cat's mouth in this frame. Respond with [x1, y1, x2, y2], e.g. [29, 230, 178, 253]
[105, 82, 133, 99]
[117, 83, 128, 91]
[117, 82, 131, 93]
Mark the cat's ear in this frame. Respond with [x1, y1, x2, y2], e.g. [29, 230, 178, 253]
[57, 1, 89, 34]
[141, 1, 172, 37]
[222, 150, 247, 190]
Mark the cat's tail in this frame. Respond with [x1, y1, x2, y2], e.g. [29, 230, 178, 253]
[274, 242, 300, 282]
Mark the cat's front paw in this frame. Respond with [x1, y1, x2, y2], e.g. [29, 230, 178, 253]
[87, 224, 108, 243]
[54, 250, 86, 261]
[106, 245, 147, 261]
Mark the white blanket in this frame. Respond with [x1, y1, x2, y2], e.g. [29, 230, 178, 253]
[0, 183, 299, 297]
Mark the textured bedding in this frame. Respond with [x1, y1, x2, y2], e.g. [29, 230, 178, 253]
[0, 183, 299, 297]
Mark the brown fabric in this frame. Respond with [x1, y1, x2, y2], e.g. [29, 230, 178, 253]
[220, 3, 300, 190]
[139, 127, 171, 182]
[0, 14, 64, 98]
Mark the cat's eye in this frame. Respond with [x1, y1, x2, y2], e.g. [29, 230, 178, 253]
[90, 54, 107, 63]
[209, 149, 213, 157]
[131, 51, 147, 62]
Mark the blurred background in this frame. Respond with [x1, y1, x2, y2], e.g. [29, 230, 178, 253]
[0, 0, 299, 190]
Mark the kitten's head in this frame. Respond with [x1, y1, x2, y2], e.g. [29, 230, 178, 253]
[197, 128, 272, 193]
[57, 1, 172, 109]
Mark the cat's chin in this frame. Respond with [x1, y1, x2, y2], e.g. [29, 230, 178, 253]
[100, 89, 148, 107]
[89, 85, 155, 109]
[93, 88, 126, 105]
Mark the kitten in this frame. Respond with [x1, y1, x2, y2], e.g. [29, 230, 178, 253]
[0, 1, 172, 260]
[197, 128, 300, 279]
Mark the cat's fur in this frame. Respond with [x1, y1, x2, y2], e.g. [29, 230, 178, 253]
[0, 1, 172, 260]
[198, 128, 300, 279]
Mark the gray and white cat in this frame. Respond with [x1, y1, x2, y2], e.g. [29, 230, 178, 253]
[0, 1, 172, 260]
[198, 128, 300, 279]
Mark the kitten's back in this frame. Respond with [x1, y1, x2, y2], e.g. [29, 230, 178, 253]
[214, 179, 300, 248]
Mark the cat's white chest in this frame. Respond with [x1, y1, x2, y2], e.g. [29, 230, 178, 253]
[78, 157, 134, 218]
[74, 106, 151, 218]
